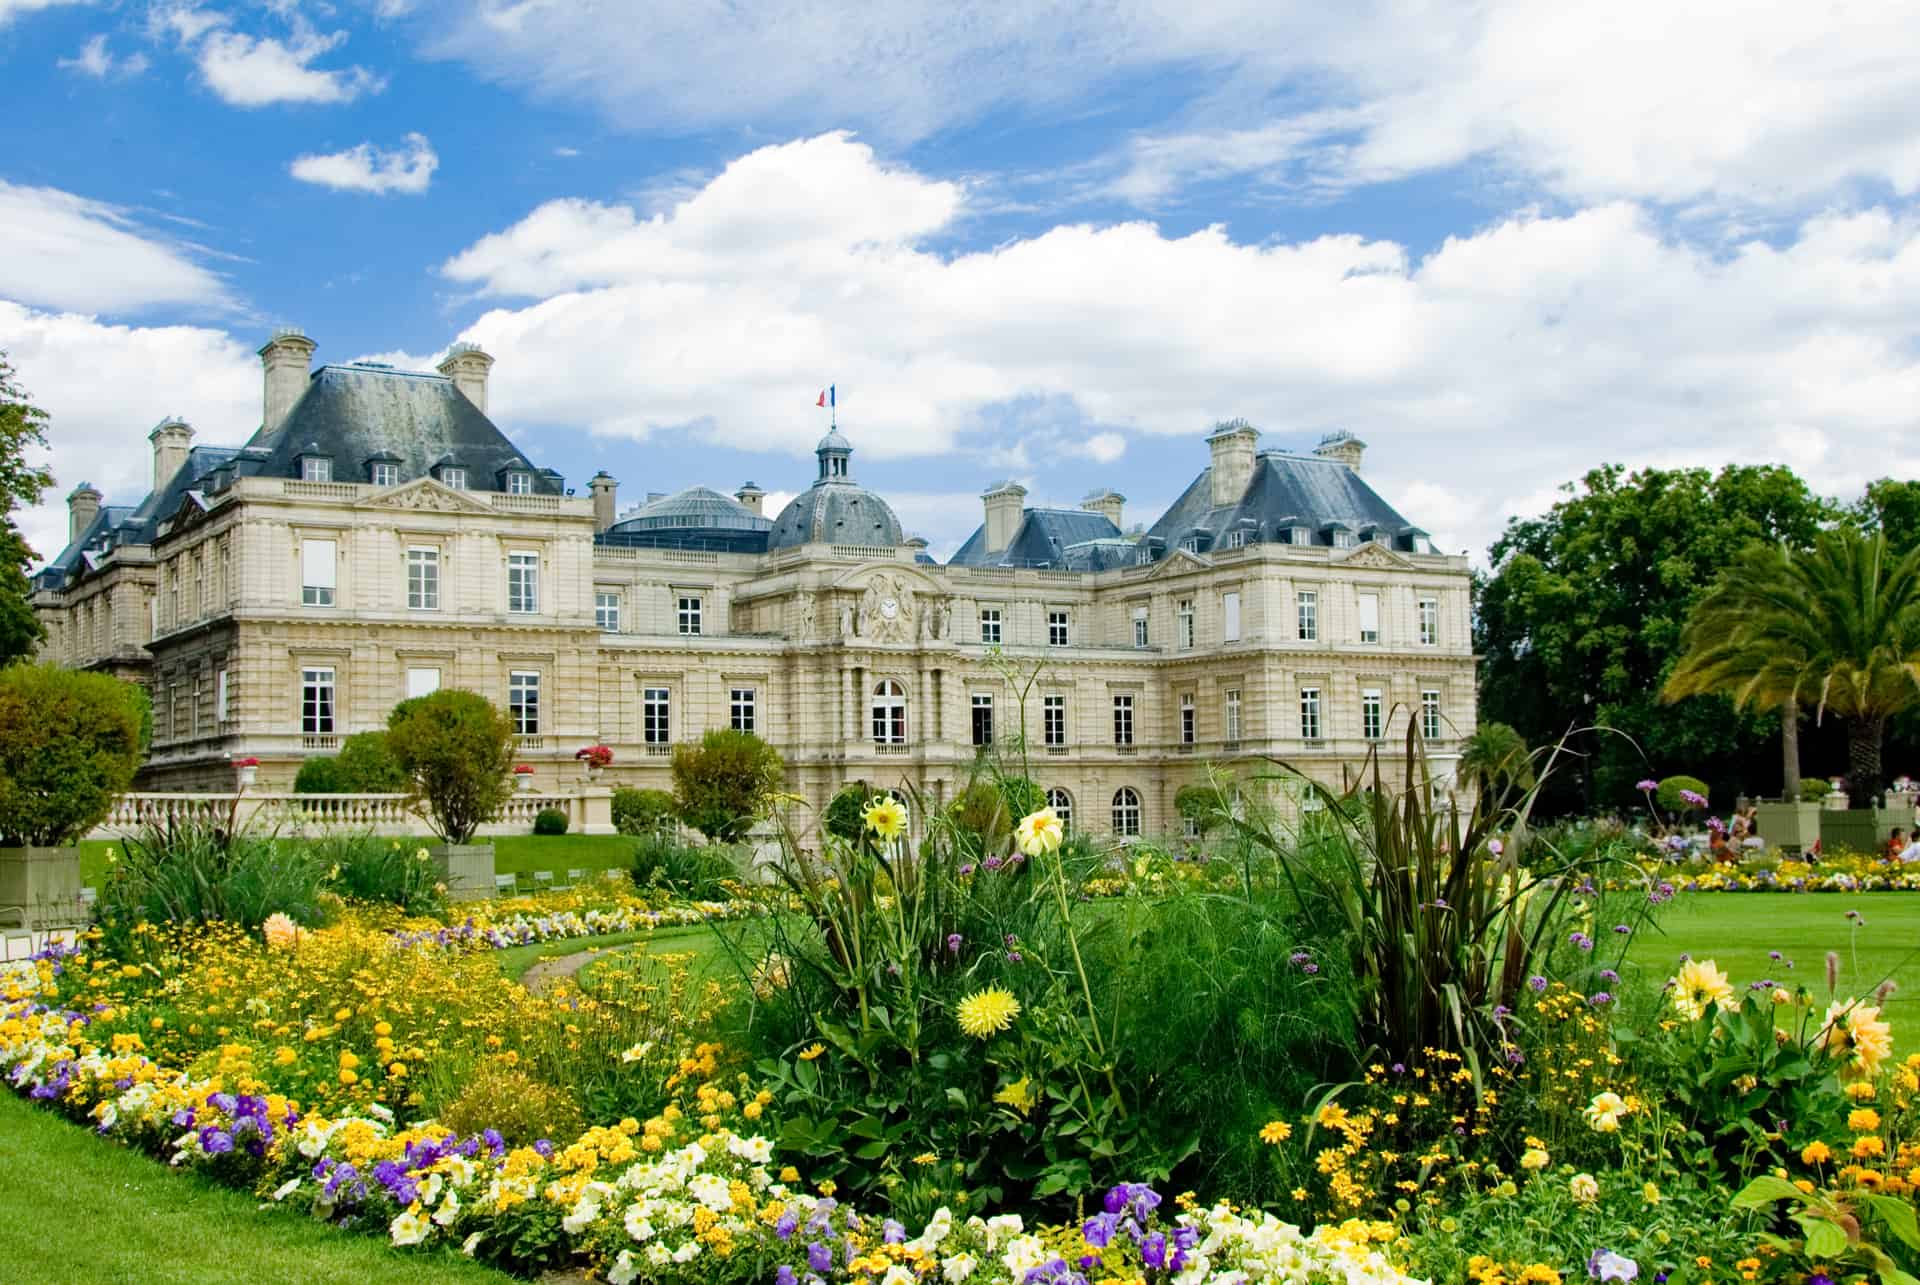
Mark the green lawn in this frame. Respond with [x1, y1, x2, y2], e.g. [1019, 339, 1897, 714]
[490, 918, 768, 987]
[1627, 891, 1920, 1052]
[0, 1091, 509, 1284]
[76, 832, 639, 890]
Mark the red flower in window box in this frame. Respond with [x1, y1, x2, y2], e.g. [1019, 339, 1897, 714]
[574, 745, 614, 769]
[233, 757, 261, 768]
[513, 763, 535, 775]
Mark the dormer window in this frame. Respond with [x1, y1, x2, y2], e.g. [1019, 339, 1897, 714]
[1179, 536, 1200, 553]
[506, 471, 532, 495]
[299, 456, 333, 483]
[1135, 546, 1154, 567]
[1226, 529, 1249, 549]
[1333, 531, 1356, 549]
[439, 467, 467, 490]
[1290, 526, 1312, 546]
[369, 461, 399, 487]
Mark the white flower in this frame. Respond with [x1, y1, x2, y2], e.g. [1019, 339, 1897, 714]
[941, 1252, 978, 1284]
[606, 1250, 639, 1285]
[671, 1240, 702, 1263]
[982, 1214, 1024, 1251]
[1002, 1234, 1048, 1276]
[645, 1245, 673, 1267]
[621, 1042, 655, 1064]
[726, 1133, 774, 1164]
[389, 1208, 431, 1246]
[688, 1172, 733, 1212]
[461, 1232, 486, 1257]
[624, 1200, 656, 1242]
[272, 1178, 301, 1201]
[1570, 1172, 1600, 1204]
[883, 1267, 917, 1285]
[908, 1207, 954, 1253]
[564, 1195, 602, 1235]
[432, 1191, 462, 1227]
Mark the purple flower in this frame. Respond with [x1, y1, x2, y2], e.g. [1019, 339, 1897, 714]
[808, 1243, 834, 1274]
[1302, 962, 1319, 975]
[1635, 779, 1658, 792]
[882, 1220, 905, 1244]
[1007, 951, 1023, 964]
[947, 933, 963, 954]
[1679, 788, 1707, 807]
[1589, 991, 1613, 1007]
[1569, 931, 1593, 952]
[1599, 969, 1618, 983]
[1006, 934, 1018, 947]
[200, 1128, 234, 1155]
[1529, 975, 1548, 993]
[984, 856, 1004, 870]
[1488, 839, 1504, 856]
[777, 1267, 799, 1285]
[776, 1211, 800, 1241]
[1082, 1214, 1118, 1248]
[958, 864, 976, 877]
[1588, 1249, 1639, 1282]
[1768, 950, 1783, 961]
[1139, 1233, 1169, 1271]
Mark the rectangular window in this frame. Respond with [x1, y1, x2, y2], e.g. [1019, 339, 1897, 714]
[190, 675, 202, 737]
[980, 608, 1001, 645]
[407, 547, 440, 611]
[1224, 689, 1242, 743]
[678, 596, 703, 635]
[1333, 530, 1357, 549]
[301, 457, 332, 483]
[509, 671, 541, 735]
[301, 538, 336, 607]
[1421, 689, 1442, 740]
[1047, 610, 1070, 647]
[1296, 590, 1317, 642]
[1132, 607, 1149, 648]
[406, 667, 440, 699]
[507, 472, 532, 494]
[1112, 694, 1134, 746]
[1223, 590, 1241, 642]
[507, 551, 539, 614]
[215, 668, 229, 723]
[1227, 529, 1248, 549]
[302, 667, 335, 735]
[371, 462, 399, 487]
[1177, 598, 1195, 648]
[971, 693, 994, 748]
[1043, 694, 1066, 747]
[1418, 596, 1439, 646]
[1358, 592, 1380, 644]
[1300, 687, 1322, 742]
[441, 467, 467, 490]
[1362, 687, 1383, 740]
[643, 687, 672, 745]
[730, 687, 756, 733]
[194, 553, 206, 616]
[596, 591, 621, 632]
[1180, 693, 1195, 745]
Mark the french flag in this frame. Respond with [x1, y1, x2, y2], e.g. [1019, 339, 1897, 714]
[815, 385, 835, 408]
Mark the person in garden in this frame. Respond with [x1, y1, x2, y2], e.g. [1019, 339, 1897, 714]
[1887, 827, 1908, 862]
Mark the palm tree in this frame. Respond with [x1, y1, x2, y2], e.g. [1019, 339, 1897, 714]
[1456, 721, 1535, 808]
[1662, 530, 1920, 808]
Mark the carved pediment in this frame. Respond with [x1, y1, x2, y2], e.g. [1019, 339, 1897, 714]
[1141, 547, 1212, 579]
[1338, 542, 1415, 570]
[367, 479, 496, 514]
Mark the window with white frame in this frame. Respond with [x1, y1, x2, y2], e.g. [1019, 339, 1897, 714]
[872, 680, 907, 744]
[1043, 694, 1066, 747]
[1223, 590, 1241, 642]
[407, 547, 439, 611]
[1421, 688, 1442, 741]
[371, 461, 399, 487]
[1227, 529, 1248, 549]
[1418, 596, 1439, 646]
[595, 591, 621, 632]
[194, 552, 206, 617]
[980, 608, 1001, 645]
[441, 467, 467, 490]
[301, 456, 332, 483]
[1224, 689, 1242, 743]
[1135, 546, 1154, 566]
[509, 671, 540, 735]
[507, 551, 539, 614]
[678, 596, 703, 636]
[1112, 694, 1134, 746]
[731, 687, 756, 733]
[1177, 598, 1195, 648]
[1111, 787, 1142, 837]
[1046, 788, 1073, 833]
[1047, 610, 1070, 647]
[1332, 529, 1357, 549]
[1296, 590, 1317, 641]
[1299, 687, 1322, 741]
[1179, 536, 1200, 554]
[643, 687, 672, 745]
[189, 674, 202, 737]
[971, 693, 993, 747]
[507, 471, 532, 494]
[302, 667, 335, 734]
[1180, 692, 1196, 745]
[1358, 592, 1380, 644]
[1362, 687, 1383, 740]
[301, 539, 336, 607]
[215, 668, 229, 723]
[406, 667, 440, 699]
[1132, 606, 1149, 648]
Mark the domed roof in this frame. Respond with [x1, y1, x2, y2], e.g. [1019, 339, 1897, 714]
[608, 485, 769, 535]
[768, 428, 903, 549]
[816, 426, 850, 453]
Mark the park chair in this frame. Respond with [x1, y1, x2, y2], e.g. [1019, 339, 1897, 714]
[79, 886, 98, 907]
[493, 873, 518, 897]
[533, 870, 555, 893]
[565, 868, 587, 889]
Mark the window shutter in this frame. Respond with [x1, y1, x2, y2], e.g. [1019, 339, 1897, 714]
[1357, 592, 1379, 637]
[1223, 591, 1241, 641]
[302, 539, 337, 589]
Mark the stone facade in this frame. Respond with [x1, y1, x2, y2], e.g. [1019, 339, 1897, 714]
[33, 336, 1477, 837]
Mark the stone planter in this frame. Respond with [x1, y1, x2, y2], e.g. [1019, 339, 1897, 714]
[237, 766, 258, 788]
[431, 842, 497, 903]
[0, 845, 85, 932]
[515, 773, 535, 792]
[1818, 804, 1915, 856]
[1752, 801, 1822, 856]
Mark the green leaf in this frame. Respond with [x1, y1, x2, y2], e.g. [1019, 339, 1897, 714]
[1863, 1193, 1920, 1249]
[853, 1141, 888, 1160]
[793, 1058, 818, 1093]
[1730, 1175, 1805, 1209]
[1800, 1217, 1847, 1257]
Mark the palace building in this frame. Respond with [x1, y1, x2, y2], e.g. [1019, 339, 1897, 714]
[32, 331, 1476, 837]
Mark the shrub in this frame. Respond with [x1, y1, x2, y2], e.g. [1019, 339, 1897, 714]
[1800, 777, 1836, 802]
[612, 787, 678, 837]
[532, 808, 569, 836]
[630, 832, 737, 898]
[0, 663, 144, 846]
[947, 780, 1014, 855]
[823, 780, 873, 841]
[312, 832, 445, 913]
[671, 729, 784, 842]
[998, 774, 1045, 820]
[1657, 774, 1711, 811]
[1174, 781, 1232, 835]
[333, 731, 408, 792]
[94, 810, 330, 948]
[437, 1063, 585, 1148]
[385, 689, 515, 845]
[291, 755, 345, 794]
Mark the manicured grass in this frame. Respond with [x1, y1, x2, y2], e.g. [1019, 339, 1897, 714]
[1627, 891, 1920, 1052]
[0, 1091, 508, 1284]
[75, 832, 638, 890]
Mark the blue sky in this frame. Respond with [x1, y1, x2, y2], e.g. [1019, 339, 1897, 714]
[6, 1, 1920, 565]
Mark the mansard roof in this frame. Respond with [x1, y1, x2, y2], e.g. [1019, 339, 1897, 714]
[33, 445, 239, 591]
[1145, 450, 1429, 555]
[949, 507, 1131, 570]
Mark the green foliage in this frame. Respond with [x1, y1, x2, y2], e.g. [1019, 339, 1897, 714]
[334, 731, 407, 791]
[1173, 782, 1230, 834]
[94, 810, 331, 949]
[384, 689, 515, 845]
[0, 664, 144, 846]
[0, 352, 55, 666]
[824, 781, 873, 841]
[532, 807, 569, 836]
[670, 728, 784, 842]
[997, 775, 1045, 820]
[946, 781, 1015, 855]
[629, 833, 736, 898]
[1733, 1173, 1920, 1280]
[1656, 774, 1710, 810]
[1801, 777, 1835, 802]
[1457, 722, 1536, 806]
[310, 832, 445, 914]
[1849, 477, 1920, 560]
[291, 756, 344, 794]
[611, 787, 678, 837]
[1476, 462, 1836, 810]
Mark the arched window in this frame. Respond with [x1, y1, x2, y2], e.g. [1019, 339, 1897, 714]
[1045, 788, 1074, 834]
[1111, 787, 1141, 837]
[871, 680, 907, 744]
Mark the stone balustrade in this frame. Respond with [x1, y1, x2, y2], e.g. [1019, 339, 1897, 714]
[89, 788, 615, 839]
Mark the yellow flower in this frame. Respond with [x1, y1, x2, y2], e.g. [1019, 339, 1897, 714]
[956, 987, 1021, 1038]
[1583, 1091, 1629, 1133]
[272, 1046, 297, 1067]
[339, 1068, 359, 1086]
[1849, 1107, 1882, 1133]
[863, 796, 908, 842]
[1568, 1173, 1599, 1204]
[1670, 958, 1733, 1021]
[1015, 807, 1064, 857]
[994, 1076, 1038, 1115]
[1642, 1182, 1661, 1205]
[1822, 999, 1895, 1080]
[262, 912, 302, 950]
[1260, 1120, 1293, 1145]
[1801, 1141, 1831, 1165]
[1520, 1148, 1550, 1172]
[797, 1043, 826, 1061]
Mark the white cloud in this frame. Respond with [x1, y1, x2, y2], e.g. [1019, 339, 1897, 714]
[1, 303, 259, 563]
[0, 181, 232, 314]
[198, 23, 384, 107]
[431, 133, 1920, 562]
[148, 3, 225, 46]
[290, 133, 438, 195]
[1084, 432, 1126, 464]
[0, 0, 88, 29]
[58, 33, 149, 78]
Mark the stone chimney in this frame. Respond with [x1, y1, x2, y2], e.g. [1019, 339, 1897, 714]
[1313, 430, 1367, 473]
[587, 471, 618, 532]
[258, 328, 317, 434]
[437, 342, 495, 413]
[67, 481, 102, 544]
[734, 481, 766, 516]
[982, 481, 1027, 555]
[1207, 420, 1259, 507]
[149, 419, 194, 490]
[1081, 488, 1125, 528]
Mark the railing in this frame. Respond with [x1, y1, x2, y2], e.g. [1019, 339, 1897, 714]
[874, 743, 910, 755]
[517, 736, 548, 751]
[489, 493, 564, 513]
[280, 481, 361, 501]
[302, 734, 340, 751]
[89, 790, 615, 839]
[663, 550, 720, 564]
[645, 744, 672, 756]
[830, 545, 897, 560]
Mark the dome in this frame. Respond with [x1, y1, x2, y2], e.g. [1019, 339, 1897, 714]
[767, 427, 904, 550]
[599, 485, 772, 554]
[816, 427, 850, 453]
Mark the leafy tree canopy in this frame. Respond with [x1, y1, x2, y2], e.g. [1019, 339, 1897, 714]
[671, 729, 785, 842]
[0, 352, 55, 666]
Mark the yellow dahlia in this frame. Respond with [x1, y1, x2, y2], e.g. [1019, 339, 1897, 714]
[863, 796, 908, 842]
[263, 912, 303, 950]
[1260, 1120, 1293, 1145]
[1822, 999, 1895, 1080]
[1670, 958, 1733, 1020]
[956, 986, 1021, 1038]
[1015, 807, 1064, 857]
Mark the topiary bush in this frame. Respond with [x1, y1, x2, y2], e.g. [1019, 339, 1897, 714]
[532, 807, 569, 836]
[385, 689, 515, 845]
[333, 730, 408, 791]
[612, 787, 678, 837]
[0, 663, 144, 846]
[291, 755, 345, 794]
[1656, 774, 1711, 812]
[671, 728, 784, 842]
[1801, 777, 1838, 802]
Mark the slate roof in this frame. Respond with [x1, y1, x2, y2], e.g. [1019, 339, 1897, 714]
[599, 486, 773, 554]
[766, 432, 904, 549]
[949, 507, 1130, 570]
[1141, 450, 1427, 557]
[33, 444, 240, 591]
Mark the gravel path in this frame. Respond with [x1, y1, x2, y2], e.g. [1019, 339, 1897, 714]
[517, 943, 634, 995]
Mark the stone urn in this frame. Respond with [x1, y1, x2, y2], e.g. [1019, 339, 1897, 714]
[515, 770, 535, 793]
[236, 764, 258, 788]
[430, 843, 497, 903]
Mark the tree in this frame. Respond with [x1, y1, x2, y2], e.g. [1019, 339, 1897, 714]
[1662, 530, 1920, 808]
[0, 665, 144, 845]
[0, 352, 56, 665]
[671, 729, 785, 842]
[1476, 462, 1837, 811]
[333, 730, 407, 792]
[385, 689, 515, 845]
[1848, 479, 1920, 559]
[1456, 722, 1536, 808]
